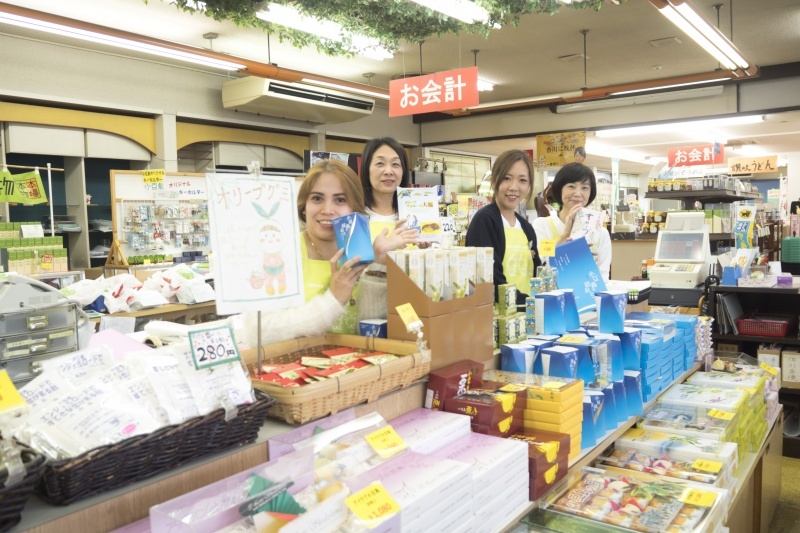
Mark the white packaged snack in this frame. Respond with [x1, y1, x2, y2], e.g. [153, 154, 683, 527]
[89, 360, 173, 426]
[134, 351, 201, 423]
[37, 345, 115, 384]
[18, 373, 76, 409]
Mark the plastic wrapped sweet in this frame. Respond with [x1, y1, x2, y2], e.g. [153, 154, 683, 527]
[639, 404, 740, 443]
[538, 466, 728, 533]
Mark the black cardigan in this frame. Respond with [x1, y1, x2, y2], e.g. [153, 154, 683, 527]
[465, 202, 542, 304]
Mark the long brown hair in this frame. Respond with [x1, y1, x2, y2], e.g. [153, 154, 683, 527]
[297, 159, 365, 222]
[490, 150, 535, 202]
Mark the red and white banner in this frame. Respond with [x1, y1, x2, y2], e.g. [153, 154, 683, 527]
[389, 66, 479, 117]
[667, 143, 724, 167]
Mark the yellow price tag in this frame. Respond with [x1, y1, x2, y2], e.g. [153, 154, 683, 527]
[365, 425, 408, 459]
[500, 384, 526, 392]
[345, 482, 401, 525]
[543, 381, 566, 389]
[143, 259, 152, 265]
[558, 335, 586, 344]
[539, 239, 556, 258]
[395, 303, 422, 333]
[142, 169, 164, 184]
[0, 370, 27, 414]
[679, 488, 717, 507]
[760, 361, 779, 376]
[692, 458, 723, 474]
[708, 409, 735, 420]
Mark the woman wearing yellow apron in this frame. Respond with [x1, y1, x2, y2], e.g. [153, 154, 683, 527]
[466, 150, 542, 307]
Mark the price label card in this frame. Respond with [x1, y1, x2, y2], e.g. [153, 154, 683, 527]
[395, 303, 423, 333]
[760, 361, 779, 376]
[440, 216, 457, 235]
[558, 335, 586, 343]
[188, 325, 241, 370]
[539, 239, 556, 258]
[543, 381, 566, 389]
[40, 253, 54, 271]
[708, 409, 735, 420]
[365, 425, 408, 459]
[679, 488, 717, 508]
[345, 482, 401, 525]
[692, 459, 723, 473]
[0, 370, 27, 414]
[142, 169, 165, 184]
[20, 224, 44, 238]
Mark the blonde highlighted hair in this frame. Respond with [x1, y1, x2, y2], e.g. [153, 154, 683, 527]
[297, 159, 366, 222]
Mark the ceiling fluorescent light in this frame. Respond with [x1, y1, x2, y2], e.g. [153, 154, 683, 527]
[556, 97, 635, 114]
[0, 11, 245, 70]
[610, 78, 730, 95]
[651, 0, 750, 71]
[477, 79, 494, 92]
[300, 78, 390, 100]
[408, 0, 490, 24]
[256, 4, 392, 60]
[468, 90, 582, 110]
[595, 114, 764, 138]
[632, 85, 723, 104]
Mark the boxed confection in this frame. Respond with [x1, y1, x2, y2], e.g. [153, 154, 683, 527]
[482, 370, 583, 405]
[617, 327, 642, 371]
[659, 384, 749, 412]
[554, 334, 602, 385]
[538, 466, 730, 533]
[508, 427, 570, 499]
[582, 390, 606, 448]
[523, 402, 582, 426]
[585, 331, 624, 382]
[445, 386, 525, 436]
[600, 383, 624, 427]
[535, 291, 566, 335]
[534, 346, 579, 379]
[332, 212, 375, 265]
[390, 408, 472, 454]
[500, 341, 550, 374]
[623, 370, 644, 416]
[686, 370, 768, 394]
[595, 290, 627, 333]
[639, 403, 740, 444]
[526, 391, 583, 414]
[617, 427, 739, 474]
[268, 409, 358, 459]
[424, 359, 484, 411]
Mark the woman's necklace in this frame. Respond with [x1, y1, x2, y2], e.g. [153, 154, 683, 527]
[305, 233, 327, 260]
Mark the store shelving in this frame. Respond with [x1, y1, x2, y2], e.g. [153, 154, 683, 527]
[645, 189, 760, 202]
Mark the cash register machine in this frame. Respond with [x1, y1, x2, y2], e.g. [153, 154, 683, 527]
[648, 212, 712, 289]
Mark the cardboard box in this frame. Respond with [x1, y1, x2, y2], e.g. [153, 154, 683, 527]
[781, 349, 800, 388]
[424, 360, 484, 411]
[387, 257, 493, 370]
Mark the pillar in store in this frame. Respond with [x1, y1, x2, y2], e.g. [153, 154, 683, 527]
[155, 113, 178, 172]
[309, 132, 326, 152]
[785, 152, 800, 210]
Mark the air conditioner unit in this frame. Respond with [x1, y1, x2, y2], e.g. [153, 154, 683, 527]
[222, 77, 375, 124]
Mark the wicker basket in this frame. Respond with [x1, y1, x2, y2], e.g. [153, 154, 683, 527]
[36, 390, 275, 506]
[0, 446, 46, 533]
[248, 334, 430, 425]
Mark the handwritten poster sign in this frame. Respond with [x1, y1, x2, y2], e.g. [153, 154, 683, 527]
[0, 170, 48, 204]
[389, 66, 479, 117]
[536, 132, 587, 168]
[207, 173, 304, 315]
[728, 155, 778, 174]
[667, 144, 724, 167]
[142, 169, 165, 184]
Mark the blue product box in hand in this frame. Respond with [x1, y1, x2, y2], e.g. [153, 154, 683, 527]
[596, 290, 627, 333]
[332, 212, 374, 266]
[557, 289, 581, 330]
[534, 346, 578, 379]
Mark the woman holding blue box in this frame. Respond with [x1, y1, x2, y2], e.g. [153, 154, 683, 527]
[465, 150, 542, 305]
[236, 159, 414, 344]
[532, 162, 611, 281]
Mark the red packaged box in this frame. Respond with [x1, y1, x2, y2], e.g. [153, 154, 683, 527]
[528, 455, 568, 500]
[445, 388, 524, 434]
[425, 360, 484, 411]
[507, 428, 570, 500]
[471, 418, 522, 437]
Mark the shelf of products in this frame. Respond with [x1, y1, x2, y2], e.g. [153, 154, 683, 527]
[645, 189, 761, 201]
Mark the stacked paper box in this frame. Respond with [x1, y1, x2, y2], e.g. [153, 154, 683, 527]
[445, 385, 525, 437]
[659, 384, 749, 412]
[431, 433, 530, 527]
[553, 334, 601, 385]
[349, 451, 473, 533]
[617, 427, 739, 475]
[482, 370, 583, 459]
[499, 339, 552, 374]
[639, 403, 743, 457]
[628, 311, 700, 369]
[508, 428, 570, 500]
[425, 360, 484, 412]
[391, 408, 472, 454]
[582, 390, 606, 449]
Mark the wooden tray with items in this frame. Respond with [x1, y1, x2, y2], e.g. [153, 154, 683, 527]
[247, 334, 430, 425]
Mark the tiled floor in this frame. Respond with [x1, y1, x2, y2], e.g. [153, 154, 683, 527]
[769, 456, 800, 532]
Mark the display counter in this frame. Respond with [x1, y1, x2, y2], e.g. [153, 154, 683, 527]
[88, 300, 218, 327]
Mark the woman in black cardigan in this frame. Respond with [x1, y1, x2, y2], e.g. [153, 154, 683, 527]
[466, 150, 542, 306]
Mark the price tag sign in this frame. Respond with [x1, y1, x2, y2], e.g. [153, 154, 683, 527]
[188, 325, 241, 370]
[692, 459, 723, 473]
[708, 409, 735, 420]
[365, 425, 408, 459]
[40, 253, 53, 271]
[0, 370, 27, 414]
[395, 303, 423, 333]
[558, 335, 586, 343]
[345, 482, 401, 525]
[760, 361, 779, 376]
[142, 169, 165, 184]
[20, 224, 44, 238]
[539, 239, 556, 258]
[679, 488, 717, 507]
[440, 216, 457, 235]
[543, 381, 566, 389]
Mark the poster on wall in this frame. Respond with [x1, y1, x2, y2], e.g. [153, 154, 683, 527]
[303, 150, 361, 175]
[206, 173, 304, 315]
[535, 132, 587, 168]
[0, 169, 48, 204]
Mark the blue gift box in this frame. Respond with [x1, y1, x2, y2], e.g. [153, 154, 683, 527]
[602, 383, 624, 427]
[623, 370, 644, 416]
[612, 380, 627, 419]
[595, 290, 627, 334]
[533, 334, 562, 342]
[333, 212, 374, 266]
[557, 289, 581, 330]
[534, 346, 579, 379]
[359, 319, 387, 338]
[582, 390, 606, 448]
[535, 292, 566, 335]
[500, 342, 548, 373]
[586, 332, 623, 382]
[555, 335, 598, 385]
[619, 328, 643, 371]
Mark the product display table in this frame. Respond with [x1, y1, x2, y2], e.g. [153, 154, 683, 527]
[88, 300, 218, 327]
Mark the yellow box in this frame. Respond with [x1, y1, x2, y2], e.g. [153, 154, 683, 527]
[524, 418, 582, 438]
[526, 392, 583, 413]
[525, 380, 584, 403]
[523, 403, 582, 425]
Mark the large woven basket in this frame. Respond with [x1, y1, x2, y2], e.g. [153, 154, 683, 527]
[0, 445, 46, 533]
[36, 390, 275, 506]
[247, 334, 430, 425]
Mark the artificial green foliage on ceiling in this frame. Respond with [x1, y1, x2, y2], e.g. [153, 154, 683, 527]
[163, 0, 619, 57]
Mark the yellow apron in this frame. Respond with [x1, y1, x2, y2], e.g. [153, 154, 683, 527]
[300, 236, 359, 335]
[549, 215, 598, 255]
[503, 226, 534, 296]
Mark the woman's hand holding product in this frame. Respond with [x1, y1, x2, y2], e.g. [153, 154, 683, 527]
[328, 249, 367, 305]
